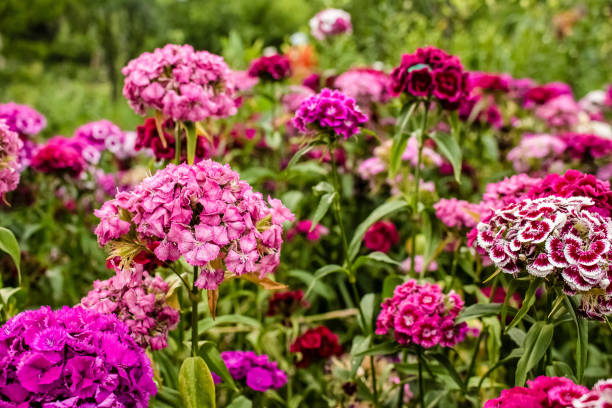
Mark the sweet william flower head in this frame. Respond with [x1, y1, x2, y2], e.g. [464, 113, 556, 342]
[293, 88, 368, 139]
[290, 326, 342, 367]
[74, 119, 122, 151]
[31, 136, 87, 177]
[0, 306, 156, 406]
[94, 160, 292, 290]
[248, 54, 292, 81]
[0, 102, 46, 136]
[0, 120, 23, 198]
[122, 44, 237, 122]
[211, 351, 287, 392]
[309, 9, 352, 40]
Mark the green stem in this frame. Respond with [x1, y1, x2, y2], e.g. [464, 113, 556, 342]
[417, 347, 425, 408]
[174, 121, 182, 164]
[396, 350, 407, 408]
[409, 102, 430, 276]
[191, 266, 199, 357]
[370, 355, 379, 406]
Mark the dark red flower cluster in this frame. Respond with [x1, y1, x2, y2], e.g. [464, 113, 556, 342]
[559, 133, 612, 161]
[363, 220, 399, 253]
[135, 117, 213, 162]
[290, 326, 342, 367]
[527, 169, 612, 217]
[390, 46, 469, 109]
[266, 290, 309, 318]
[31, 136, 86, 177]
[522, 82, 572, 108]
[248, 55, 292, 82]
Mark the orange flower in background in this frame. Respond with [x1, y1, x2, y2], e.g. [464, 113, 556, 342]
[284, 44, 318, 81]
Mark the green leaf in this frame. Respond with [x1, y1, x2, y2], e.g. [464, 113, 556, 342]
[185, 124, 197, 165]
[382, 274, 404, 299]
[310, 192, 335, 232]
[312, 181, 334, 194]
[178, 357, 216, 408]
[501, 280, 519, 331]
[507, 327, 526, 347]
[428, 352, 465, 392]
[353, 341, 400, 357]
[227, 396, 252, 408]
[198, 341, 238, 391]
[304, 265, 347, 298]
[421, 210, 442, 267]
[430, 131, 462, 183]
[563, 296, 588, 383]
[155, 386, 184, 407]
[0, 227, 20, 284]
[359, 293, 377, 333]
[389, 102, 417, 177]
[286, 143, 317, 170]
[515, 322, 554, 386]
[505, 278, 540, 332]
[287, 269, 335, 301]
[239, 167, 277, 184]
[484, 316, 502, 364]
[0, 287, 20, 305]
[352, 251, 400, 272]
[348, 200, 408, 262]
[350, 335, 372, 377]
[546, 361, 575, 381]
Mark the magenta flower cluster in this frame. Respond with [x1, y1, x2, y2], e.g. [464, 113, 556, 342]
[573, 378, 612, 407]
[484, 376, 588, 408]
[0, 306, 156, 407]
[212, 351, 287, 392]
[74, 120, 122, 152]
[0, 121, 23, 198]
[333, 68, 393, 107]
[390, 46, 469, 109]
[31, 136, 87, 178]
[94, 160, 293, 290]
[475, 196, 612, 318]
[247, 55, 292, 82]
[0, 102, 46, 136]
[80, 267, 180, 350]
[375, 279, 467, 348]
[293, 88, 368, 139]
[122, 44, 237, 122]
[309, 8, 352, 40]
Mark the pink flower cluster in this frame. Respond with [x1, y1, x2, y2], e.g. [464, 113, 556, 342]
[293, 88, 368, 139]
[287, 220, 329, 242]
[522, 82, 573, 108]
[122, 44, 237, 122]
[560, 133, 612, 161]
[573, 378, 612, 407]
[212, 351, 287, 392]
[94, 160, 293, 290]
[363, 220, 399, 253]
[506, 134, 567, 173]
[482, 173, 542, 209]
[535, 95, 581, 129]
[475, 196, 612, 318]
[0, 306, 156, 407]
[527, 170, 612, 218]
[74, 120, 122, 152]
[31, 136, 87, 177]
[309, 8, 352, 40]
[80, 267, 179, 350]
[484, 376, 588, 408]
[434, 198, 482, 229]
[334, 68, 392, 108]
[0, 121, 23, 198]
[390, 46, 469, 109]
[248, 54, 292, 81]
[468, 71, 511, 93]
[0, 102, 46, 136]
[375, 279, 467, 348]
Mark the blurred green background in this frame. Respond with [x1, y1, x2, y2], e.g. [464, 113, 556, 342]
[1, 0, 610, 135]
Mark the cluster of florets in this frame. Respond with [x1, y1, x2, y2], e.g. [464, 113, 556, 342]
[475, 196, 612, 318]
[80, 267, 180, 350]
[293, 88, 368, 139]
[290, 326, 343, 367]
[573, 378, 612, 407]
[122, 44, 237, 122]
[31, 136, 87, 177]
[535, 95, 581, 129]
[334, 68, 393, 108]
[560, 133, 612, 161]
[309, 8, 352, 40]
[390, 46, 469, 109]
[0, 102, 46, 136]
[363, 220, 399, 253]
[527, 170, 612, 218]
[375, 279, 467, 348]
[0, 121, 23, 198]
[286, 219, 329, 242]
[458, 93, 503, 129]
[267, 289, 309, 318]
[0, 306, 156, 407]
[74, 120, 122, 152]
[94, 160, 293, 290]
[522, 82, 573, 108]
[247, 55, 292, 81]
[135, 117, 212, 162]
[434, 198, 483, 229]
[483, 376, 588, 408]
[467, 71, 511, 93]
[212, 351, 287, 392]
[507, 133, 567, 173]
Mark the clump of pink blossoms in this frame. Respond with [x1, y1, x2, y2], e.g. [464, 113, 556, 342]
[376, 279, 467, 348]
[94, 160, 294, 290]
[507, 134, 567, 173]
[80, 266, 180, 350]
[248, 54, 292, 82]
[30, 136, 88, 177]
[309, 9, 352, 40]
[74, 119, 122, 152]
[573, 378, 612, 407]
[0, 121, 23, 200]
[334, 68, 393, 108]
[122, 44, 237, 122]
[0, 102, 46, 136]
[293, 88, 368, 139]
[483, 376, 588, 408]
[475, 196, 612, 318]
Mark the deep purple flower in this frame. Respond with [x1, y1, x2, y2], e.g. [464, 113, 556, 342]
[214, 351, 287, 392]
